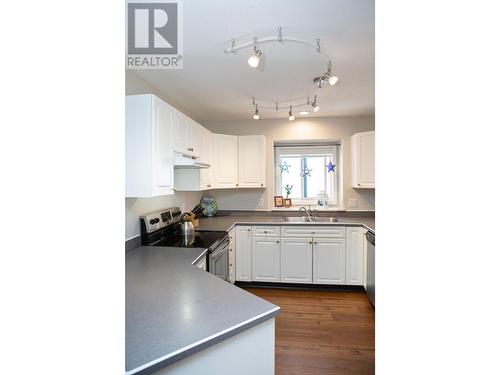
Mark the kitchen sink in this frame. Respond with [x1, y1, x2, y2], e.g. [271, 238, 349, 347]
[283, 216, 338, 223]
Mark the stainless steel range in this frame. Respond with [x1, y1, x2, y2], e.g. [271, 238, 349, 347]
[139, 207, 230, 282]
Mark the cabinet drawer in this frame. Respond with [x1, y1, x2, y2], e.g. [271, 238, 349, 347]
[252, 225, 280, 237]
[281, 226, 345, 238]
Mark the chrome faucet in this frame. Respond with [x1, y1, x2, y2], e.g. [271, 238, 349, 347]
[299, 205, 318, 220]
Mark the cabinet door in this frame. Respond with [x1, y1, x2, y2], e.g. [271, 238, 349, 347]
[235, 226, 252, 281]
[153, 98, 174, 195]
[200, 129, 213, 189]
[189, 121, 203, 158]
[173, 111, 189, 154]
[252, 237, 281, 282]
[281, 238, 313, 283]
[352, 131, 375, 188]
[346, 227, 365, 285]
[238, 135, 266, 187]
[313, 238, 346, 284]
[213, 134, 238, 188]
[228, 228, 236, 284]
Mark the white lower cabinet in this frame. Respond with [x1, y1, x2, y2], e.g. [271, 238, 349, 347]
[252, 237, 281, 282]
[233, 225, 367, 286]
[235, 226, 252, 281]
[281, 238, 313, 283]
[228, 227, 236, 284]
[346, 227, 365, 285]
[313, 238, 346, 284]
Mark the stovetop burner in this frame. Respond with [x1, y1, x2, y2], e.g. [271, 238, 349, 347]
[153, 230, 227, 249]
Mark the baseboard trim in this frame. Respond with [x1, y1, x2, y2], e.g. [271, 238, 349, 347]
[235, 281, 366, 292]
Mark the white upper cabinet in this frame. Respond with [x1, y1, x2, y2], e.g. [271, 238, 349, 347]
[313, 238, 346, 284]
[200, 127, 213, 188]
[173, 111, 190, 155]
[281, 238, 313, 283]
[189, 121, 204, 159]
[351, 131, 375, 188]
[213, 134, 239, 188]
[126, 94, 174, 197]
[346, 227, 365, 285]
[238, 135, 266, 188]
[252, 237, 281, 282]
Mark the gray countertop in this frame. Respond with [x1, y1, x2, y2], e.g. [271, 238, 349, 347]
[197, 214, 375, 233]
[126, 246, 280, 375]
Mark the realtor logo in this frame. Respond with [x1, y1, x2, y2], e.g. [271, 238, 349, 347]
[126, 1, 183, 69]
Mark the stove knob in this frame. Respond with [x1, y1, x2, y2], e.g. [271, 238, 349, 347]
[149, 219, 156, 225]
[155, 218, 160, 224]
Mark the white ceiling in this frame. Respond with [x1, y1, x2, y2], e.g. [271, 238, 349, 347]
[132, 0, 374, 122]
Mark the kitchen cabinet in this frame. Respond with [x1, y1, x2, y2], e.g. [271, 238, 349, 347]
[173, 126, 214, 192]
[172, 112, 204, 158]
[235, 226, 252, 281]
[173, 111, 190, 155]
[351, 130, 375, 188]
[313, 238, 346, 284]
[200, 128, 213, 188]
[213, 134, 238, 188]
[238, 135, 266, 188]
[228, 227, 236, 284]
[281, 238, 313, 283]
[346, 227, 365, 285]
[190, 121, 204, 159]
[126, 94, 174, 197]
[252, 237, 281, 282]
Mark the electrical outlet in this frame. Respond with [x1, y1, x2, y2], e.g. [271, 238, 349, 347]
[258, 198, 264, 208]
[348, 199, 358, 209]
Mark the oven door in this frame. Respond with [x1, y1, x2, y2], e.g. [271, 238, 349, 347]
[209, 237, 229, 281]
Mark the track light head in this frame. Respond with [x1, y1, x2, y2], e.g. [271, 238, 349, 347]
[253, 105, 259, 120]
[311, 95, 320, 112]
[288, 105, 295, 121]
[327, 73, 338, 86]
[248, 49, 262, 68]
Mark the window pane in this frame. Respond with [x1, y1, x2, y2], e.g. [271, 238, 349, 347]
[304, 156, 326, 198]
[280, 157, 301, 198]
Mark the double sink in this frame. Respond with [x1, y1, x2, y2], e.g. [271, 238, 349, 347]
[283, 216, 338, 223]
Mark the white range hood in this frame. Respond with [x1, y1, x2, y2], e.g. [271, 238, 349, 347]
[173, 152, 210, 169]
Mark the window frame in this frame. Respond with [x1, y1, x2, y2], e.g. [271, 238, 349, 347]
[274, 144, 340, 207]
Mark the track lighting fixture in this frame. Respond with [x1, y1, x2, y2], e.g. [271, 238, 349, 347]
[247, 38, 262, 68]
[253, 105, 259, 120]
[227, 27, 340, 119]
[288, 105, 295, 121]
[311, 95, 320, 112]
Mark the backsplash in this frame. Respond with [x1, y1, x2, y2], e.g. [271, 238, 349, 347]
[125, 192, 203, 240]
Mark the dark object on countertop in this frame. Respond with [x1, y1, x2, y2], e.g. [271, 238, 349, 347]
[191, 203, 204, 218]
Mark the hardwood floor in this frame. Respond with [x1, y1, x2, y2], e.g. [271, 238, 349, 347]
[244, 287, 375, 375]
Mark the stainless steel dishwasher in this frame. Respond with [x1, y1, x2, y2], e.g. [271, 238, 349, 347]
[365, 230, 375, 307]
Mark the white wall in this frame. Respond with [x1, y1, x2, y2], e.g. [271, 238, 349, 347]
[205, 116, 375, 211]
[125, 71, 203, 240]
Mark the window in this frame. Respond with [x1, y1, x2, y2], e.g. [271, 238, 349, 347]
[275, 144, 340, 206]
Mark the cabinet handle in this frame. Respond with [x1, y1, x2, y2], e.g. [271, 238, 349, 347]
[207, 184, 212, 187]
[264, 230, 268, 234]
[248, 229, 251, 232]
[187, 147, 194, 152]
[236, 183, 239, 187]
[261, 183, 263, 187]
[309, 241, 312, 245]
[276, 240, 280, 244]
[314, 241, 318, 245]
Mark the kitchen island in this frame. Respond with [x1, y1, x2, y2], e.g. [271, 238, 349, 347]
[126, 246, 280, 375]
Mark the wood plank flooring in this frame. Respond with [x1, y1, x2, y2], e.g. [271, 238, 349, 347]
[244, 287, 375, 375]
